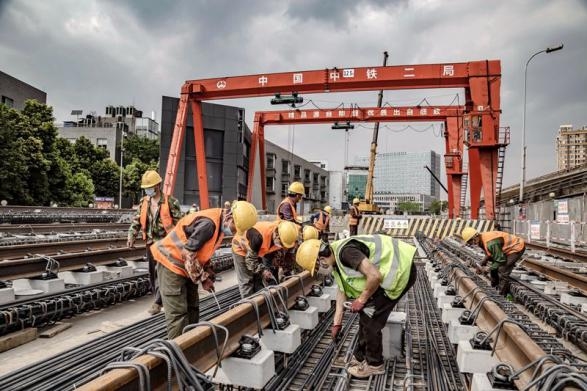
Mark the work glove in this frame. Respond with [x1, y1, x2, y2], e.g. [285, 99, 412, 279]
[262, 269, 276, 283]
[349, 298, 366, 313]
[331, 324, 342, 341]
[127, 237, 135, 248]
[201, 276, 215, 292]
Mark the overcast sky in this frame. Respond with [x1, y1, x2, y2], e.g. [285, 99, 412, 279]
[1, 0, 586, 194]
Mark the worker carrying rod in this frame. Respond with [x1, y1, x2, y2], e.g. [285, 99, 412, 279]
[461, 227, 526, 298]
[296, 234, 417, 378]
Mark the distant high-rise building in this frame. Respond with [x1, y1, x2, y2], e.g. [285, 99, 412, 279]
[354, 151, 441, 212]
[328, 171, 346, 210]
[556, 124, 587, 170]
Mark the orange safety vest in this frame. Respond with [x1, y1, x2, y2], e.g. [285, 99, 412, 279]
[277, 197, 298, 222]
[151, 208, 224, 277]
[139, 195, 174, 240]
[232, 221, 281, 257]
[480, 231, 525, 256]
[348, 206, 360, 226]
[313, 211, 330, 232]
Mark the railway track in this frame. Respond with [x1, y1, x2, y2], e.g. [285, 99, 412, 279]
[0, 237, 136, 260]
[526, 241, 587, 263]
[0, 223, 130, 234]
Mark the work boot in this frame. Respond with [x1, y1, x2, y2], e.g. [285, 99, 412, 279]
[348, 363, 385, 378]
[148, 303, 162, 315]
[348, 356, 364, 367]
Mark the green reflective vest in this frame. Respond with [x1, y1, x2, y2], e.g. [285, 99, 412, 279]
[330, 235, 416, 300]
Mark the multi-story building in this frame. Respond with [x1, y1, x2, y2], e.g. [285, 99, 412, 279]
[556, 124, 587, 170]
[0, 70, 46, 110]
[58, 106, 160, 162]
[160, 97, 250, 207]
[264, 141, 329, 214]
[354, 151, 441, 212]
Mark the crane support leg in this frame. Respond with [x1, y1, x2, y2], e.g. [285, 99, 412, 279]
[478, 149, 498, 220]
[191, 100, 209, 209]
[258, 125, 267, 210]
[468, 148, 482, 219]
[247, 116, 261, 206]
[163, 93, 189, 196]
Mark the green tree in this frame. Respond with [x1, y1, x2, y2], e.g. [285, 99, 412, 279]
[430, 200, 442, 215]
[123, 158, 156, 204]
[73, 136, 109, 172]
[67, 172, 95, 207]
[397, 201, 421, 214]
[90, 159, 120, 197]
[123, 134, 159, 166]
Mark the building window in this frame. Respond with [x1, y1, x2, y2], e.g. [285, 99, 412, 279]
[294, 165, 301, 178]
[1, 96, 14, 108]
[281, 159, 290, 175]
[266, 177, 275, 191]
[97, 138, 108, 150]
[267, 154, 275, 169]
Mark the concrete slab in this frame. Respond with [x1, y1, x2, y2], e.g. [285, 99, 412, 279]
[214, 348, 275, 389]
[433, 284, 447, 298]
[544, 281, 570, 295]
[442, 304, 467, 325]
[0, 288, 15, 306]
[383, 312, 405, 359]
[561, 293, 587, 306]
[59, 271, 104, 286]
[447, 321, 479, 344]
[582, 303, 587, 314]
[289, 306, 319, 330]
[29, 278, 65, 294]
[261, 324, 301, 353]
[307, 294, 331, 312]
[471, 373, 516, 391]
[322, 285, 338, 300]
[456, 340, 499, 374]
[437, 293, 454, 308]
[97, 265, 134, 279]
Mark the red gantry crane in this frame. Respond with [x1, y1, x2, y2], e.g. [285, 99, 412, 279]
[164, 60, 502, 219]
[247, 105, 466, 217]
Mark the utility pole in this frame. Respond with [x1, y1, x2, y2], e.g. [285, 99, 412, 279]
[363, 51, 388, 212]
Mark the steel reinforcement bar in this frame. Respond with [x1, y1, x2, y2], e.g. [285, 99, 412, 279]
[78, 271, 317, 391]
[520, 257, 587, 293]
[0, 238, 139, 260]
[0, 223, 130, 234]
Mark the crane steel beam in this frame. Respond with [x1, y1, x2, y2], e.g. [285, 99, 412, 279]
[77, 271, 316, 391]
[164, 60, 501, 220]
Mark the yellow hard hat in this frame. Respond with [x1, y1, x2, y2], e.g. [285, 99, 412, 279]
[303, 225, 319, 241]
[277, 221, 299, 249]
[323, 206, 332, 214]
[461, 226, 479, 243]
[141, 170, 162, 188]
[288, 182, 305, 195]
[296, 239, 321, 276]
[231, 201, 258, 234]
[352, 198, 360, 205]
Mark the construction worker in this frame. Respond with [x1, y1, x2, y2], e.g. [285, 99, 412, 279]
[151, 201, 257, 338]
[310, 205, 332, 241]
[302, 225, 319, 241]
[277, 182, 305, 224]
[127, 170, 182, 315]
[296, 235, 417, 378]
[461, 227, 526, 297]
[232, 220, 298, 298]
[348, 198, 362, 236]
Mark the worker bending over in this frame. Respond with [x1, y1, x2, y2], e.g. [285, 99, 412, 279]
[151, 201, 257, 338]
[461, 227, 526, 297]
[310, 205, 332, 241]
[127, 170, 182, 315]
[232, 220, 298, 298]
[296, 235, 417, 378]
[277, 181, 305, 225]
[348, 198, 362, 236]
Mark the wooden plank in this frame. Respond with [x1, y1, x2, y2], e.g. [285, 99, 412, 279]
[0, 328, 37, 353]
[39, 322, 72, 338]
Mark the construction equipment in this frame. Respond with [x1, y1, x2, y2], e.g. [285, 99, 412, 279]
[359, 51, 389, 214]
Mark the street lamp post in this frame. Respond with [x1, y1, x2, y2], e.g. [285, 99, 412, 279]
[119, 127, 126, 209]
[519, 44, 564, 203]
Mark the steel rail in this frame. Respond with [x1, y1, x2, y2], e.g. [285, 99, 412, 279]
[0, 247, 146, 280]
[520, 257, 587, 293]
[433, 251, 566, 389]
[0, 238, 140, 260]
[526, 242, 587, 264]
[78, 271, 317, 391]
[0, 223, 130, 234]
